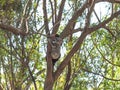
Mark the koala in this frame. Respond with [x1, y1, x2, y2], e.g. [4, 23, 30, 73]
[48, 34, 62, 65]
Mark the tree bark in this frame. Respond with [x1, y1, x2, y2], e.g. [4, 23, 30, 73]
[64, 61, 71, 90]
[44, 43, 54, 90]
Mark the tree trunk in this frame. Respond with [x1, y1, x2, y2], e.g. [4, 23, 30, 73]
[44, 62, 54, 90]
[44, 78, 54, 90]
[44, 43, 54, 90]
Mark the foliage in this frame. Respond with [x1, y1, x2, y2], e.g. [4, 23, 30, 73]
[0, 0, 120, 90]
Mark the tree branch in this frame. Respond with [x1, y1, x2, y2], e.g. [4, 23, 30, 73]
[81, 67, 120, 81]
[64, 61, 71, 90]
[93, 9, 115, 37]
[54, 4, 120, 81]
[0, 24, 27, 35]
[54, 0, 57, 22]
[92, 39, 120, 67]
[52, 0, 66, 34]
[20, 0, 31, 28]
[49, 0, 54, 26]
[54, 31, 88, 80]
[60, 1, 88, 39]
[27, 65, 37, 90]
[43, 0, 50, 35]
[95, 0, 120, 3]
[88, 10, 120, 34]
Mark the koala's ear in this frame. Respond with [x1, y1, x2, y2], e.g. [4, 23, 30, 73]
[55, 34, 59, 37]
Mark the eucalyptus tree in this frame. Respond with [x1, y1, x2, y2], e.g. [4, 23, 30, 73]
[0, 0, 120, 90]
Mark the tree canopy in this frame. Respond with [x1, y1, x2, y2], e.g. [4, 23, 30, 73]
[0, 0, 120, 90]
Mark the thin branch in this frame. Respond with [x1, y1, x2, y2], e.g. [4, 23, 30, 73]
[49, 19, 62, 32]
[84, 0, 95, 30]
[27, 65, 37, 90]
[93, 9, 101, 22]
[43, 0, 50, 35]
[60, 1, 88, 38]
[1, 59, 10, 89]
[81, 67, 120, 81]
[52, 0, 66, 34]
[54, 0, 57, 21]
[25, 18, 29, 34]
[20, 69, 45, 85]
[28, 0, 40, 19]
[88, 9, 120, 34]
[49, 0, 55, 25]
[95, 0, 120, 3]
[57, 0, 66, 21]
[20, 0, 30, 28]
[93, 9, 115, 37]
[64, 61, 71, 90]
[92, 39, 120, 67]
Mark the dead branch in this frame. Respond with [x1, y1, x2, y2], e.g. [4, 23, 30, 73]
[20, 0, 31, 28]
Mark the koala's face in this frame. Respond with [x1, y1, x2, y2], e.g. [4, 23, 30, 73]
[50, 34, 62, 46]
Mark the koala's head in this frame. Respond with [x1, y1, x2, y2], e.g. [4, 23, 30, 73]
[49, 34, 62, 47]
